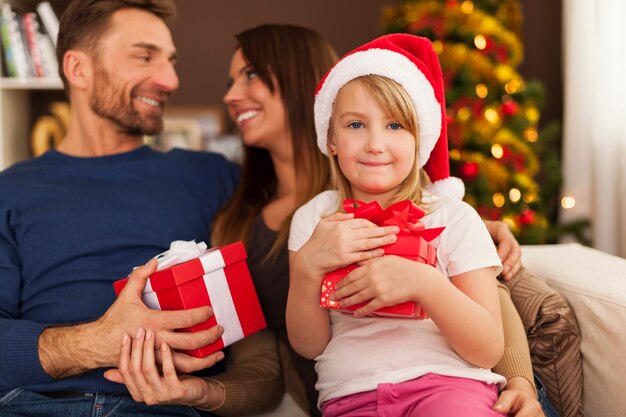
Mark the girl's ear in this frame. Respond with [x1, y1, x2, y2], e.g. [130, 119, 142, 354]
[328, 135, 338, 155]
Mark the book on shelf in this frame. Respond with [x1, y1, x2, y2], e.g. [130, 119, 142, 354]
[36, 1, 58, 48]
[23, 13, 43, 78]
[0, 15, 17, 77]
[0, 2, 60, 81]
[23, 12, 57, 79]
[1, 3, 31, 79]
[15, 13, 39, 78]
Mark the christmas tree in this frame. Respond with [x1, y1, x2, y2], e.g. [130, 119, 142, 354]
[380, 0, 565, 243]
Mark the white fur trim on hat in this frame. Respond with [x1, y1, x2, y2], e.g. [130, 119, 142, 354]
[314, 48, 441, 168]
[426, 176, 465, 200]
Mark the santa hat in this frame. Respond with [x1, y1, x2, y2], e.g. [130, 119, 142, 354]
[314, 33, 464, 199]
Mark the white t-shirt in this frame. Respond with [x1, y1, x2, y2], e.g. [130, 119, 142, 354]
[288, 190, 506, 405]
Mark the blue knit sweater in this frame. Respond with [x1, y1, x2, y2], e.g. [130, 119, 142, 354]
[0, 146, 238, 394]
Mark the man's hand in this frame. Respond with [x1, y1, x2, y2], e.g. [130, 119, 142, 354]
[39, 259, 224, 379]
[494, 376, 545, 417]
[484, 220, 522, 281]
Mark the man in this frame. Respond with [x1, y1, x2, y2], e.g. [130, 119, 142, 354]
[0, 1, 280, 415]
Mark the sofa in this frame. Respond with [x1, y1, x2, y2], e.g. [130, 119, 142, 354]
[521, 243, 626, 417]
[251, 243, 626, 417]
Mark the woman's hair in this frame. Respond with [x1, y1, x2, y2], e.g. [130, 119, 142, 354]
[328, 75, 431, 208]
[57, 0, 176, 94]
[212, 24, 338, 257]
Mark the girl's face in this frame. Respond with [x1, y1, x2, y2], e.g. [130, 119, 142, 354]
[330, 81, 416, 205]
[223, 49, 288, 151]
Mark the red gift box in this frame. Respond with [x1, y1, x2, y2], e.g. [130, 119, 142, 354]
[114, 241, 266, 357]
[320, 200, 445, 319]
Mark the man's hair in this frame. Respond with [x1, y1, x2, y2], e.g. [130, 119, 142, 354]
[57, 0, 176, 93]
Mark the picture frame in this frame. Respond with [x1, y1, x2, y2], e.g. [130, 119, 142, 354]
[151, 105, 225, 152]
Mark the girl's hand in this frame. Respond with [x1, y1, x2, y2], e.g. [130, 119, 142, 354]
[297, 212, 399, 277]
[103, 328, 225, 409]
[331, 256, 435, 317]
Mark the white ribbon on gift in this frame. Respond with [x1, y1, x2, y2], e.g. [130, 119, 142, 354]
[153, 240, 208, 271]
[199, 249, 245, 347]
[143, 241, 244, 347]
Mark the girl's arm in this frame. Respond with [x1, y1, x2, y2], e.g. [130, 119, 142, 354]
[333, 257, 504, 369]
[422, 265, 504, 369]
[286, 249, 332, 359]
[286, 212, 399, 359]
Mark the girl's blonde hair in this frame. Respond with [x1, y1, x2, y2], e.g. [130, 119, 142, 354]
[328, 75, 431, 209]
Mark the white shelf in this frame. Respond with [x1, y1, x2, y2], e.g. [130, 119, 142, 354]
[1, 1, 64, 170]
[0, 77, 63, 90]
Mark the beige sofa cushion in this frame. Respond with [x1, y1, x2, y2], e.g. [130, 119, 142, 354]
[522, 243, 626, 417]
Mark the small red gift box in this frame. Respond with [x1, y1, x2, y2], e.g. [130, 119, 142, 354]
[114, 241, 266, 357]
[320, 200, 445, 319]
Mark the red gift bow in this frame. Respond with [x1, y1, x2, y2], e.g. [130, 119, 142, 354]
[343, 199, 445, 242]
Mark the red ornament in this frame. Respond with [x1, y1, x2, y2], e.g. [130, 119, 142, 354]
[459, 162, 479, 180]
[519, 209, 536, 225]
[502, 100, 518, 116]
[477, 206, 503, 221]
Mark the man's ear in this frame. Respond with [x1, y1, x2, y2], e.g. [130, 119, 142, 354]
[63, 50, 92, 91]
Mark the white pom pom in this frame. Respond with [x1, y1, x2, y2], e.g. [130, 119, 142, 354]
[426, 177, 465, 199]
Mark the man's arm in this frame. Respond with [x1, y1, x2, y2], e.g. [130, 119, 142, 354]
[38, 260, 224, 379]
[492, 283, 544, 416]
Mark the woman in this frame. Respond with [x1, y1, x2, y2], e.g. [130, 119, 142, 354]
[213, 24, 337, 416]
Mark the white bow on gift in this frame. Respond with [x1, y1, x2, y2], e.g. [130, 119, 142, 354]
[153, 240, 208, 271]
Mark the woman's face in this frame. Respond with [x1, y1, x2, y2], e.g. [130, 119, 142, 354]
[223, 49, 288, 150]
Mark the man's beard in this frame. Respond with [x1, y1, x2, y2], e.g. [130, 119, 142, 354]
[90, 66, 165, 136]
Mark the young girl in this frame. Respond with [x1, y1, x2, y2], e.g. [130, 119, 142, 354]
[286, 34, 507, 416]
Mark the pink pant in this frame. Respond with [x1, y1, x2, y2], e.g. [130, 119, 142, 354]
[321, 373, 502, 417]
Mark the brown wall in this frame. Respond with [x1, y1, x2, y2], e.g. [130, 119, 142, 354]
[38, 0, 561, 127]
[170, 0, 393, 106]
[170, 0, 562, 127]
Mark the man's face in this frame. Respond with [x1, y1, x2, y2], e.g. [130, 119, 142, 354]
[88, 8, 179, 135]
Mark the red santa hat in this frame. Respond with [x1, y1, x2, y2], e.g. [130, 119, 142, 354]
[314, 33, 464, 199]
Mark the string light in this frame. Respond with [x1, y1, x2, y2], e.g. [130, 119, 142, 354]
[509, 188, 521, 203]
[561, 196, 576, 209]
[526, 107, 540, 123]
[474, 34, 487, 50]
[475, 83, 488, 98]
[523, 128, 538, 142]
[523, 191, 538, 203]
[457, 107, 471, 121]
[491, 144, 504, 159]
[484, 107, 500, 124]
[493, 193, 506, 207]
[460, 1, 474, 14]
[505, 79, 521, 94]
